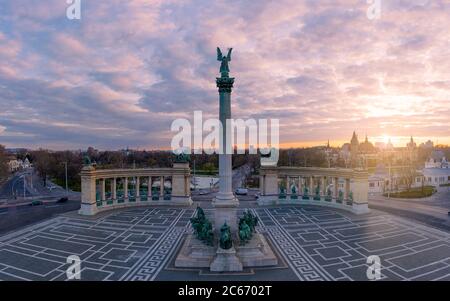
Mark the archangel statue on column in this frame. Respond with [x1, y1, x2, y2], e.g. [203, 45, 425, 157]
[217, 47, 232, 77]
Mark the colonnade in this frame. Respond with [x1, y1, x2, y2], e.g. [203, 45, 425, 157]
[259, 166, 369, 214]
[79, 163, 192, 215]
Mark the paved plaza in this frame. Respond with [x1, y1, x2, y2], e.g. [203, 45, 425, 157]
[0, 206, 449, 281]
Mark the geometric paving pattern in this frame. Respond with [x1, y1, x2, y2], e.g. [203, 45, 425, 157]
[0, 206, 449, 281]
[257, 207, 450, 281]
[0, 208, 193, 281]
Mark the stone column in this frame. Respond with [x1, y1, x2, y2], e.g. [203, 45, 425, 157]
[172, 163, 193, 205]
[298, 176, 302, 195]
[160, 176, 164, 199]
[309, 176, 314, 197]
[286, 176, 290, 195]
[112, 178, 117, 201]
[100, 179, 106, 201]
[124, 177, 128, 201]
[262, 172, 277, 195]
[147, 176, 152, 198]
[136, 176, 140, 200]
[333, 177, 339, 199]
[260, 175, 265, 196]
[345, 178, 350, 200]
[352, 171, 370, 214]
[79, 166, 97, 215]
[322, 176, 327, 196]
[213, 74, 238, 233]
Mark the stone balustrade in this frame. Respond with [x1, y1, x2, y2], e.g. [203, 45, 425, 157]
[258, 166, 369, 214]
[79, 162, 192, 215]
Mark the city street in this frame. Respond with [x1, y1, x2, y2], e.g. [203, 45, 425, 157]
[0, 168, 82, 235]
[369, 189, 450, 231]
[0, 168, 80, 205]
[0, 170, 34, 201]
[0, 200, 80, 236]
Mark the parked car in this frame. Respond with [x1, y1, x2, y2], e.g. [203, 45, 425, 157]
[57, 197, 68, 203]
[30, 200, 44, 206]
[235, 188, 248, 195]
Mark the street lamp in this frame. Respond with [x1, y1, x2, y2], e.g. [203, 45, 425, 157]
[62, 162, 68, 196]
[193, 159, 196, 191]
[22, 174, 25, 199]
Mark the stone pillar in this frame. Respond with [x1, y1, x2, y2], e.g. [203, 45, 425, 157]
[124, 177, 128, 201]
[172, 163, 193, 205]
[147, 176, 152, 198]
[160, 176, 164, 199]
[136, 177, 140, 200]
[352, 171, 370, 214]
[100, 179, 106, 201]
[345, 178, 350, 200]
[213, 74, 238, 233]
[286, 176, 290, 195]
[79, 166, 97, 215]
[185, 176, 190, 196]
[322, 176, 327, 196]
[298, 176, 302, 194]
[333, 177, 339, 199]
[262, 172, 278, 195]
[112, 178, 116, 201]
[309, 176, 314, 196]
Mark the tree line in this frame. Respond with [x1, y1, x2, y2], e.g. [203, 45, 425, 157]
[0, 145, 9, 184]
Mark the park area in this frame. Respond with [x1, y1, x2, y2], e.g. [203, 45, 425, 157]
[385, 186, 436, 199]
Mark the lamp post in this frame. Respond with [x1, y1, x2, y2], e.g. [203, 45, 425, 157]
[63, 162, 68, 196]
[193, 159, 196, 191]
[22, 174, 26, 199]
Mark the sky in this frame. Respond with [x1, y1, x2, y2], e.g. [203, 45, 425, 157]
[0, 0, 449, 150]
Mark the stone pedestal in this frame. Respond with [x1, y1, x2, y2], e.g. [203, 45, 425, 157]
[210, 246, 243, 272]
[175, 235, 216, 268]
[212, 198, 239, 234]
[236, 233, 277, 267]
[352, 202, 370, 214]
[174, 233, 278, 272]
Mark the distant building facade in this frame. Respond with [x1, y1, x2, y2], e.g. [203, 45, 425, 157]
[7, 158, 31, 172]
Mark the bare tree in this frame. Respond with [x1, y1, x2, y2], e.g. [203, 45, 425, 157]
[0, 145, 9, 182]
[31, 149, 52, 187]
[399, 165, 416, 192]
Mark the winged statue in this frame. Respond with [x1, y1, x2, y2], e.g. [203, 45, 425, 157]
[217, 47, 232, 77]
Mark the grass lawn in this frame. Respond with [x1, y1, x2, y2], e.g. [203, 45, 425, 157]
[52, 178, 81, 192]
[384, 186, 436, 198]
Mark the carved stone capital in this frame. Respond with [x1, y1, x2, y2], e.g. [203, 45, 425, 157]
[216, 77, 234, 93]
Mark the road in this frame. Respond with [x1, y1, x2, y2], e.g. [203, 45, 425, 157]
[0, 168, 80, 206]
[369, 189, 450, 231]
[0, 169, 35, 200]
[0, 200, 80, 235]
[0, 167, 83, 234]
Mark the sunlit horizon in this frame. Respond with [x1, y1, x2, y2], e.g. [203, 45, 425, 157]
[1, 1, 450, 150]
